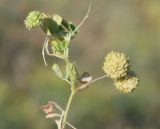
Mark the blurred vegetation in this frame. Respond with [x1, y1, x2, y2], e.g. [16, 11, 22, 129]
[0, 0, 160, 129]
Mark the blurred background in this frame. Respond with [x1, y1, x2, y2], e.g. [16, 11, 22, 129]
[0, 0, 160, 129]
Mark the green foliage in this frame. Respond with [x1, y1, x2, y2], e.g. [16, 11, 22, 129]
[24, 1, 140, 129]
[51, 38, 69, 56]
[2, 0, 160, 129]
[41, 18, 60, 36]
[52, 64, 63, 79]
[69, 63, 79, 85]
[61, 20, 78, 37]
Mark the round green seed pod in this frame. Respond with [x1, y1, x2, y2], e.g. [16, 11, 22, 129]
[114, 75, 139, 93]
[103, 51, 129, 79]
[24, 11, 45, 30]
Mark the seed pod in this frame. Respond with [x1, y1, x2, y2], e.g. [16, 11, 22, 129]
[114, 72, 139, 93]
[103, 51, 129, 79]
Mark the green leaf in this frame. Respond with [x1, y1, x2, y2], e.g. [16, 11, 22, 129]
[61, 19, 70, 31]
[68, 22, 76, 32]
[52, 64, 63, 79]
[69, 63, 79, 85]
[51, 39, 69, 56]
[41, 18, 59, 36]
[71, 63, 79, 82]
[65, 64, 70, 81]
[61, 20, 77, 35]
[51, 40, 62, 53]
[65, 62, 79, 85]
[61, 40, 69, 51]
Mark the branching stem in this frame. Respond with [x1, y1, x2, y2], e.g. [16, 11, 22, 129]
[42, 1, 94, 129]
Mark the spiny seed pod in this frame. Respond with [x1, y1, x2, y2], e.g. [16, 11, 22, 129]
[24, 11, 45, 30]
[114, 75, 139, 93]
[103, 51, 129, 79]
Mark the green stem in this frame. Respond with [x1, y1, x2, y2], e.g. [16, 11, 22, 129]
[62, 89, 75, 129]
[61, 56, 76, 129]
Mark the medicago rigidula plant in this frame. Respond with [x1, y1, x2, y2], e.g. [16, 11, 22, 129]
[24, 0, 139, 129]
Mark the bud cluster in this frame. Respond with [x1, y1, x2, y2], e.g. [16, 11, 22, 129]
[103, 51, 139, 93]
[24, 11, 45, 30]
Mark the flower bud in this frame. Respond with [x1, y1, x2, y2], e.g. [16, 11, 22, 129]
[24, 11, 45, 30]
[53, 14, 62, 25]
[103, 51, 129, 79]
